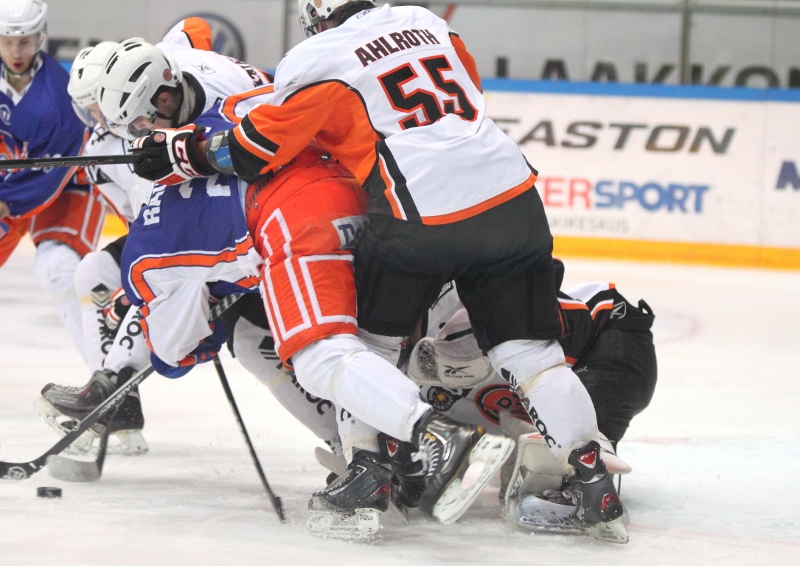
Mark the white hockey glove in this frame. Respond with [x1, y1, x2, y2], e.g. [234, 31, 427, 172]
[132, 125, 215, 185]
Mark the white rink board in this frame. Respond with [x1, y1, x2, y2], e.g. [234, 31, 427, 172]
[483, 82, 800, 249]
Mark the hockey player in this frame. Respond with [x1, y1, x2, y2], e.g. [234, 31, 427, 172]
[38, 34, 343, 462]
[129, 0, 626, 542]
[35, 25, 266, 448]
[0, 0, 104, 360]
[400, 261, 657, 532]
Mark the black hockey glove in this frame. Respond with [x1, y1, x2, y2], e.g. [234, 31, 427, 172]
[132, 124, 216, 185]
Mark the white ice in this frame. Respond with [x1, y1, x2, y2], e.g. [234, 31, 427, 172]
[1, 238, 798, 565]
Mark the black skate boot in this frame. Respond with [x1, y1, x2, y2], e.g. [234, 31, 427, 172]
[306, 449, 392, 540]
[412, 410, 514, 524]
[377, 432, 426, 512]
[35, 367, 148, 455]
[566, 440, 629, 543]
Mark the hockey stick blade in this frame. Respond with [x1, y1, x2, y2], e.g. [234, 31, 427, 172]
[0, 293, 243, 481]
[46, 408, 115, 482]
[0, 153, 145, 172]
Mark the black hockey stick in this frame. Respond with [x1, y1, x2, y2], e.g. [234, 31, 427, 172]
[0, 153, 145, 172]
[213, 357, 286, 523]
[0, 293, 243, 481]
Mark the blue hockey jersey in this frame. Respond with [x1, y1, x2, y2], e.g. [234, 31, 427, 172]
[0, 53, 89, 217]
[120, 108, 262, 366]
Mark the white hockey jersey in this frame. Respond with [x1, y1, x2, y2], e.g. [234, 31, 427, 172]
[227, 4, 537, 225]
[84, 127, 152, 222]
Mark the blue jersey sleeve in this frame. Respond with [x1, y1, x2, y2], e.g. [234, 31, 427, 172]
[0, 55, 89, 218]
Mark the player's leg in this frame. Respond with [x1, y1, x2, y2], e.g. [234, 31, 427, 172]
[572, 298, 657, 443]
[350, 214, 515, 526]
[73, 236, 126, 373]
[29, 188, 106, 362]
[220, 293, 341, 452]
[453, 189, 626, 542]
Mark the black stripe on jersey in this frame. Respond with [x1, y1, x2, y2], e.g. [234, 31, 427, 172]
[364, 140, 422, 224]
[241, 118, 281, 157]
[229, 118, 273, 182]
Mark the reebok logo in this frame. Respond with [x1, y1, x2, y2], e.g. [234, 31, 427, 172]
[610, 301, 627, 319]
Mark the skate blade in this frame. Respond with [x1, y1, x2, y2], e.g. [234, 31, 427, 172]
[306, 508, 381, 541]
[107, 430, 149, 456]
[514, 494, 581, 533]
[581, 516, 629, 544]
[33, 396, 97, 453]
[433, 434, 514, 525]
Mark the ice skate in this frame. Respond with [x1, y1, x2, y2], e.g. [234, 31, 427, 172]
[306, 449, 392, 541]
[377, 432, 426, 511]
[35, 367, 148, 456]
[412, 410, 514, 525]
[566, 440, 629, 544]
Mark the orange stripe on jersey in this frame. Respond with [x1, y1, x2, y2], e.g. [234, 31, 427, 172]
[221, 85, 276, 125]
[181, 17, 213, 51]
[129, 250, 240, 304]
[379, 158, 406, 220]
[590, 300, 613, 320]
[235, 81, 382, 182]
[558, 299, 589, 311]
[450, 33, 482, 93]
[420, 172, 536, 226]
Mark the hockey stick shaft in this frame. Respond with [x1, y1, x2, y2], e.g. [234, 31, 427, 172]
[213, 357, 286, 522]
[0, 293, 243, 480]
[0, 153, 145, 172]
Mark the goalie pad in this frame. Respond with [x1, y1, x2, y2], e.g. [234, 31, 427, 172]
[407, 308, 494, 389]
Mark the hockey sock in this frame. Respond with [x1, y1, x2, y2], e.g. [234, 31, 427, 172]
[73, 250, 122, 373]
[489, 339, 599, 468]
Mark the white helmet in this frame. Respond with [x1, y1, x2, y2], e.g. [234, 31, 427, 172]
[68, 42, 119, 109]
[97, 38, 182, 128]
[0, 0, 47, 36]
[297, 0, 375, 38]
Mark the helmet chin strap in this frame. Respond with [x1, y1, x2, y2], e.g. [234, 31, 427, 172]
[3, 52, 41, 80]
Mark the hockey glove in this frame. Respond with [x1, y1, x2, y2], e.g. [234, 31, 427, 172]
[132, 124, 216, 185]
[150, 319, 228, 379]
[103, 287, 132, 332]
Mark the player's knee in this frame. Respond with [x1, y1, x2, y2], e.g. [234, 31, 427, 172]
[488, 339, 566, 389]
[230, 317, 281, 386]
[73, 250, 121, 297]
[292, 334, 368, 396]
[34, 240, 82, 299]
[356, 328, 404, 365]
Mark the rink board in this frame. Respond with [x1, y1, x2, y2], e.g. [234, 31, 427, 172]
[483, 80, 800, 268]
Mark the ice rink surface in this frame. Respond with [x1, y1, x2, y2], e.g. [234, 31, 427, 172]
[1, 238, 798, 565]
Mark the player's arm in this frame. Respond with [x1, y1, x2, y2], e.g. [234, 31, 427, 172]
[158, 17, 213, 51]
[133, 82, 354, 185]
[449, 32, 482, 93]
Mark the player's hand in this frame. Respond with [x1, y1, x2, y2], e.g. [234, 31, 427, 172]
[131, 125, 215, 185]
[0, 200, 9, 219]
[150, 319, 228, 378]
[103, 287, 132, 331]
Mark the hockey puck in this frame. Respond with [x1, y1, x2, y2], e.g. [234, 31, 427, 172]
[37, 487, 62, 498]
